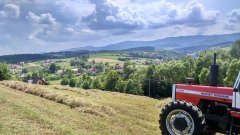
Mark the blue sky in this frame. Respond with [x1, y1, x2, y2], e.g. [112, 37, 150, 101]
[0, 0, 240, 55]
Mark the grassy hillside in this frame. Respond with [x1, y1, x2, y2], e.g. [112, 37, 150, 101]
[0, 81, 170, 135]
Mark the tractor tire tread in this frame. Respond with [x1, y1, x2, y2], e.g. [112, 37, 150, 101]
[159, 100, 206, 135]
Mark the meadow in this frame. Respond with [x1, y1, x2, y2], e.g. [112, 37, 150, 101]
[0, 81, 169, 135]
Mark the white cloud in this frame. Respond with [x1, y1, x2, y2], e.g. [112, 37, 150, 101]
[0, 0, 38, 4]
[224, 9, 240, 30]
[0, 4, 20, 18]
[227, 9, 240, 23]
[55, 0, 94, 18]
[26, 12, 61, 40]
[64, 27, 76, 33]
[82, 0, 220, 30]
[26, 11, 58, 25]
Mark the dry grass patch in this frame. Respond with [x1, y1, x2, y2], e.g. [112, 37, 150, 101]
[53, 85, 103, 99]
[77, 105, 116, 117]
[0, 81, 115, 117]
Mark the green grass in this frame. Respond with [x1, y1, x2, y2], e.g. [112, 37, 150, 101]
[24, 63, 43, 72]
[48, 80, 61, 85]
[0, 81, 170, 135]
[88, 52, 151, 66]
[55, 58, 75, 69]
[89, 52, 124, 66]
[90, 53, 120, 60]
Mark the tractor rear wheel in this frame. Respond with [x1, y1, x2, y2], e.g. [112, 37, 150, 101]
[159, 100, 205, 135]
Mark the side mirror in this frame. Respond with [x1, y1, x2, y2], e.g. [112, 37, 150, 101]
[234, 85, 240, 92]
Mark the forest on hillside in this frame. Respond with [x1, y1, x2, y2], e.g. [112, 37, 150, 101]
[0, 50, 90, 64]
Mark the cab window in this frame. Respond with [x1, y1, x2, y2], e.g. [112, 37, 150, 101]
[238, 84, 240, 92]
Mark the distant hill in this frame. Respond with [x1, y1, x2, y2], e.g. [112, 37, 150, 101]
[122, 46, 155, 51]
[176, 41, 233, 51]
[0, 50, 90, 64]
[68, 33, 240, 51]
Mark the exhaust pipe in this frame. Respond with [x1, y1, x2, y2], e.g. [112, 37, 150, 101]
[209, 53, 219, 86]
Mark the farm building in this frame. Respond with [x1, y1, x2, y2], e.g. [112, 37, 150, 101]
[28, 77, 48, 85]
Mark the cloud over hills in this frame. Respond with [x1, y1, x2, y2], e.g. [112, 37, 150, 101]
[0, 0, 240, 55]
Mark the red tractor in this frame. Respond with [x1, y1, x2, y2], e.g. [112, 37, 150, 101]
[159, 53, 240, 135]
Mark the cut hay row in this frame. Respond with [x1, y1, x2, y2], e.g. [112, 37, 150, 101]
[0, 81, 115, 117]
[53, 85, 103, 99]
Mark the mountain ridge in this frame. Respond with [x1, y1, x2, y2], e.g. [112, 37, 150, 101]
[68, 32, 240, 51]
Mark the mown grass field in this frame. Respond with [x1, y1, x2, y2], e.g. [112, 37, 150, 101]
[89, 52, 148, 66]
[89, 53, 120, 60]
[89, 52, 123, 66]
[0, 81, 170, 135]
[88, 58, 123, 66]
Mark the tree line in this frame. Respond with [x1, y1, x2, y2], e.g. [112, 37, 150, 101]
[57, 40, 240, 97]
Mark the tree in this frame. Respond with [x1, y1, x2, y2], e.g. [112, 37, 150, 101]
[123, 61, 136, 79]
[77, 77, 83, 87]
[217, 59, 228, 85]
[199, 67, 209, 85]
[94, 63, 104, 73]
[224, 59, 240, 86]
[81, 74, 92, 89]
[32, 72, 39, 77]
[195, 50, 214, 76]
[82, 81, 92, 89]
[143, 64, 156, 96]
[105, 62, 109, 66]
[92, 60, 96, 64]
[230, 40, 240, 59]
[23, 73, 32, 82]
[146, 65, 155, 79]
[61, 78, 69, 85]
[125, 79, 143, 95]
[123, 61, 131, 72]
[63, 68, 74, 78]
[92, 78, 102, 89]
[115, 80, 127, 92]
[182, 56, 196, 77]
[104, 70, 120, 91]
[49, 63, 57, 73]
[77, 67, 84, 74]
[155, 61, 186, 83]
[22, 68, 28, 74]
[69, 78, 77, 87]
[195, 49, 231, 77]
[0, 64, 11, 81]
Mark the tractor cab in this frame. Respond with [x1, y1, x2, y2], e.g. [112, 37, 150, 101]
[232, 72, 240, 117]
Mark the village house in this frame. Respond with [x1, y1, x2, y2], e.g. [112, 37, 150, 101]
[9, 64, 23, 74]
[41, 59, 55, 67]
[10, 64, 23, 70]
[155, 59, 163, 64]
[89, 67, 97, 75]
[115, 64, 123, 70]
[28, 77, 48, 85]
[56, 70, 64, 75]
